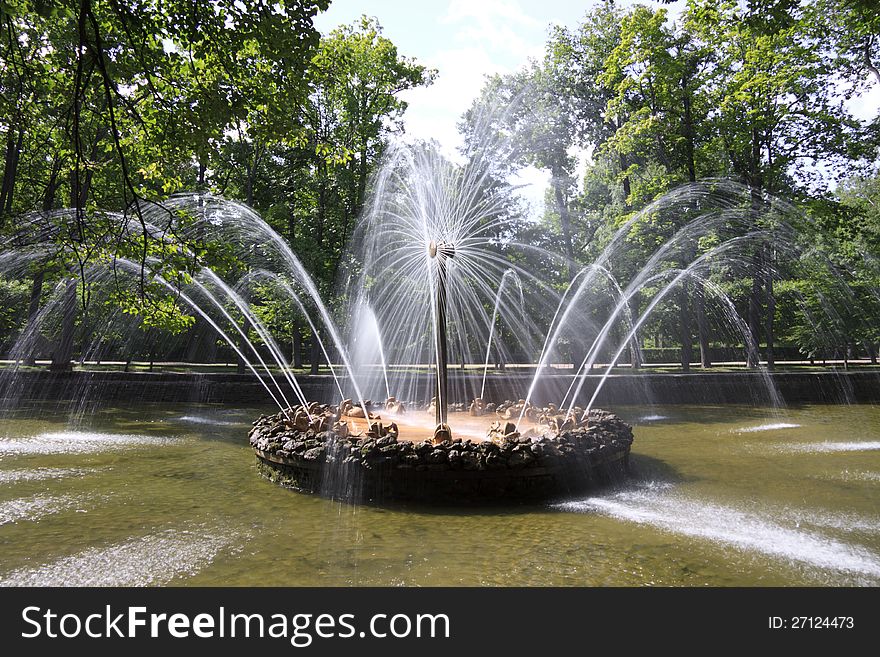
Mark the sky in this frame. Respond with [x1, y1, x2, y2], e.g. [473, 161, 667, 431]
[313, 0, 880, 210]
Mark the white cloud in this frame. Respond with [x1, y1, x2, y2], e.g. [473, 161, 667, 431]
[443, 0, 543, 29]
[510, 166, 550, 218]
[398, 46, 501, 154]
[443, 0, 548, 58]
[848, 84, 880, 123]
[395, 0, 556, 153]
[315, 0, 558, 161]
[455, 23, 533, 56]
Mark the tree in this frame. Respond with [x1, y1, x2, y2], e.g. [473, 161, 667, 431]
[600, 5, 718, 368]
[547, 2, 626, 190]
[463, 0, 625, 285]
[203, 16, 434, 372]
[0, 1, 331, 368]
[0, 0, 328, 265]
[685, 0, 866, 368]
[812, 0, 880, 87]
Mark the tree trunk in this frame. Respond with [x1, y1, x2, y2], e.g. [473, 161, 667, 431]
[746, 183, 764, 369]
[316, 169, 326, 259]
[245, 162, 254, 207]
[764, 241, 775, 370]
[184, 325, 201, 362]
[23, 271, 45, 366]
[50, 279, 78, 371]
[694, 279, 711, 367]
[864, 38, 880, 85]
[681, 87, 697, 185]
[679, 239, 697, 372]
[309, 332, 321, 375]
[747, 267, 762, 368]
[550, 161, 586, 367]
[22, 158, 61, 366]
[287, 206, 296, 244]
[550, 163, 575, 282]
[680, 100, 709, 368]
[356, 141, 369, 217]
[679, 281, 692, 372]
[292, 320, 303, 368]
[43, 157, 62, 212]
[0, 127, 23, 221]
[72, 131, 103, 209]
[245, 141, 263, 207]
[64, 135, 102, 364]
[619, 152, 631, 204]
[628, 292, 642, 369]
[235, 330, 246, 374]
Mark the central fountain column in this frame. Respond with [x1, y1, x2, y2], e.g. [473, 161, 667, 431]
[430, 240, 454, 428]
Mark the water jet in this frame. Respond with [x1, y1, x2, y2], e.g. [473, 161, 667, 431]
[3, 145, 873, 512]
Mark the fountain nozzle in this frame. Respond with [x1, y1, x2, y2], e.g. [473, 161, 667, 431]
[429, 240, 455, 260]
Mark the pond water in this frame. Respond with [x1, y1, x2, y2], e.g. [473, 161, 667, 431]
[0, 402, 878, 586]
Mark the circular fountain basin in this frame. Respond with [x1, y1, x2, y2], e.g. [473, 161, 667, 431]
[248, 405, 634, 505]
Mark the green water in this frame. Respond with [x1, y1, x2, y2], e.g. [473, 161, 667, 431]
[1, 403, 878, 586]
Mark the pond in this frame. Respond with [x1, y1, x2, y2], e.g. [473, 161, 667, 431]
[0, 402, 878, 586]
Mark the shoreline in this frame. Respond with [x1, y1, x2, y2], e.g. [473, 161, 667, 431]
[2, 369, 878, 406]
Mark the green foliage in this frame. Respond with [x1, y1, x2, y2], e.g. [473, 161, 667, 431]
[0, 4, 433, 356]
[1, 1, 878, 366]
[464, 0, 880, 362]
[227, 16, 433, 303]
[0, 276, 29, 345]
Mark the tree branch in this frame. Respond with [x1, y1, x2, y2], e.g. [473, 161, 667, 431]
[864, 36, 880, 85]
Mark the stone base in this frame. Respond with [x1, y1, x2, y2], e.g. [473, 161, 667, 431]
[254, 446, 628, 505]
[249, 407, 634, 505]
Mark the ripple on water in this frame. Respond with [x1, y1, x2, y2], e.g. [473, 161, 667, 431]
[0, 467, 101, 484]
[0, 525, 240, 586]
[734, 422, 800, 433]
[776, 441, 880, 454]
[555, 485, 880, 582]
[837, 470, 880, 483]
[0, 494, 90, 526]
[0, 431, 179, 456]
[177, 415, 243, 427]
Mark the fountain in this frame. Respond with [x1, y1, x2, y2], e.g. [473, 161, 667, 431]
[233, 135, 644, 504]
[1, 126, 872, 507]
[3, 136, 880, 588]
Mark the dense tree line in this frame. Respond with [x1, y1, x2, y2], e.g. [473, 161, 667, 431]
[463, 0, 880, 369]
[0, 1, 432, 368]
[1, 0, 878, 371]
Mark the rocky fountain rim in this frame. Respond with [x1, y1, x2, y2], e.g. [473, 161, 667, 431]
[248, 398, 635, 505]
